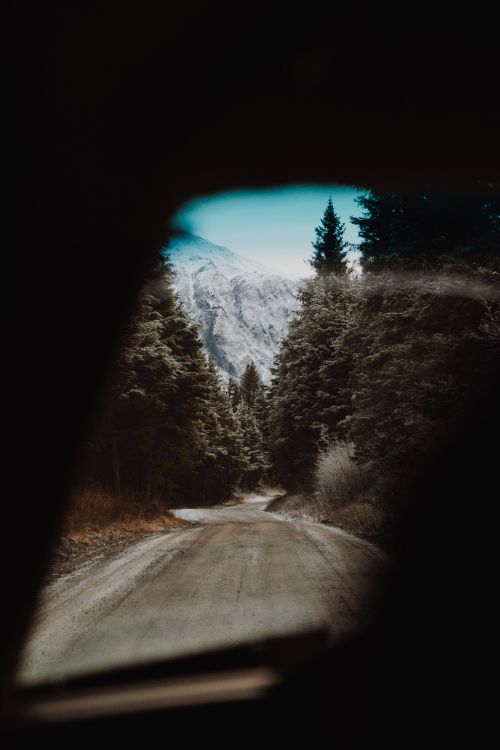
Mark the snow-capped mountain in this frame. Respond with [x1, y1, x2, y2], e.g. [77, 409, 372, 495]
[166, 233, 301, 384]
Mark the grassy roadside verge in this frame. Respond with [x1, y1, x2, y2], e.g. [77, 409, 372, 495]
[266, 492, 391, 549]
[49, 488, 190, 580]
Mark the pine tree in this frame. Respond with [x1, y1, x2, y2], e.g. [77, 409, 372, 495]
[227, 377, 241, 410]
[268, 276, 354, 489]
[233, 361, 270, 489]
[268, 199, 499, 542]
[352, 186, 500, 270]
[310, 197, 348, 275]
[235, 400, 269, 490]
[240, 362, 263, 408]
[78, 255, 245, 508]
[192, 356, 245, 502]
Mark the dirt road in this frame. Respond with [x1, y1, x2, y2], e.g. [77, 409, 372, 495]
[19, 493, 388, 684]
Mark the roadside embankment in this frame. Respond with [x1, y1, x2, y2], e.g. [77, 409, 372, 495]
[266, 492, 391, 549]
[49, 487, 190, 581]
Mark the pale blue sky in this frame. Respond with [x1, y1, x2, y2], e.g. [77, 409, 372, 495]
[172, 185, 364, 278]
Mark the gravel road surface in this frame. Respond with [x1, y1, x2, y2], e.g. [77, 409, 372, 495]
[19, 493, 387, 684]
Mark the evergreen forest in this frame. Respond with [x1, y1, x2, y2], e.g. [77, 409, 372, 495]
[72, 186, 499, 546]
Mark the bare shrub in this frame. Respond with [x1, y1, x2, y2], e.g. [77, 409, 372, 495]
[314, 441, 368, 511]
[268, 449, 391, 548]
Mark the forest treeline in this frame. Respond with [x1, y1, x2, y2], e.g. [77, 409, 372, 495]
[76, 256, 269, 515]
[73, 185, 499, 542]
[268, 186, 500, 542]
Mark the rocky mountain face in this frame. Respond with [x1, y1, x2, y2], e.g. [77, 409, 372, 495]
[166, 233, 300, 384]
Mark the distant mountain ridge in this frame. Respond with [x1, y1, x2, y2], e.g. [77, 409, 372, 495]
[166, 233, 301, 383]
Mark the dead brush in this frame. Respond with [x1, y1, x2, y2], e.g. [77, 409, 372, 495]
[314, 441, 369, 512]
[330, 502, 386, 541]
[63, 487, 188, 541]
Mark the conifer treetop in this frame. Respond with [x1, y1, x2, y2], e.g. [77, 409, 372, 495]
[310, 197, 348, 275]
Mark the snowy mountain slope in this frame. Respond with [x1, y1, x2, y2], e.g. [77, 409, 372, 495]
[166, 234, 301, 383]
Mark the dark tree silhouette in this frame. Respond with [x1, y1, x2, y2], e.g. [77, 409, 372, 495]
[310, 197, 348, 274]
[352, 186, 500, 270]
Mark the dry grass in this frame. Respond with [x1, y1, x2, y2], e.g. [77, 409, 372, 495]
[327, 502, 387, 544]
[267, 492, 389, 547]
[45, 488, 190, 581]
[61, 487, 189, 550]
[312, 443, 389, 544]
[267, 446, 389, 547]
[228, 492, 246, 505]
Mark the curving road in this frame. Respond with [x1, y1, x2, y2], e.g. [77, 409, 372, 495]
[19, 493, 388, 685]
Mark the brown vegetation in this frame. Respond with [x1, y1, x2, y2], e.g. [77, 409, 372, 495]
[313, 443, 387, 543]
[325, 502, 387, 545]
[267, 491, 389, 548]
[267, 443, 390, 547]
[60, 487, 189, 551]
